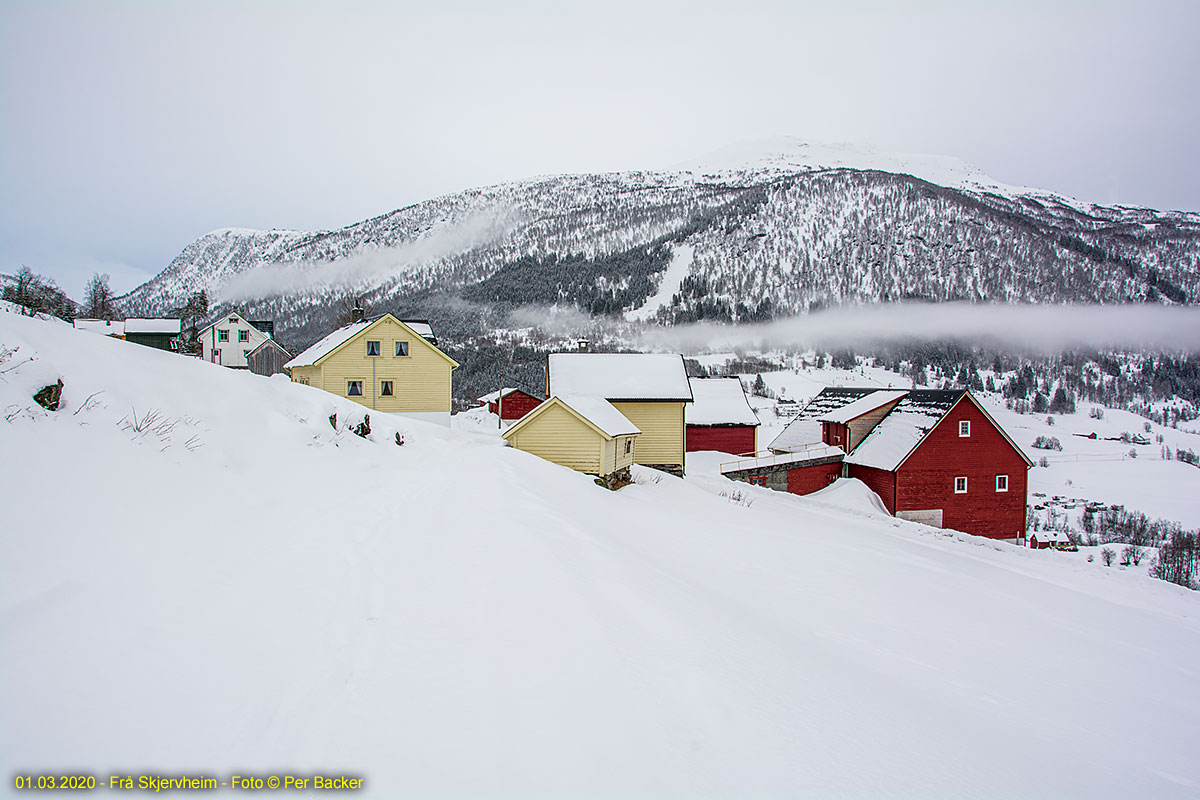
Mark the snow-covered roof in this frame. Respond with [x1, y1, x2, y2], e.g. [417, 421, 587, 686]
[768, 388, 879, 451]
[286, 321, 371, 368]
[284, 316, 439, 369]
[818, 390, 907, 424]
[74, 319, 125, 336]
[555, 394, 641, 438]
[124, 318, 181, 334]
[1030, 529, 1071, 544]
[686, 378, 759, 426]
[548, 353, 693, 401]
[720, 443, 844, 475]
[247, 338, 291, 357]
[478, 387, 537, 403]
[845, 390, 967, 471]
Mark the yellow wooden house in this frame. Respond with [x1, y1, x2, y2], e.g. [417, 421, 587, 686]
[502, 394, 640, 485]
[547, 352, 692, 476]
[285, 314, 458, 425]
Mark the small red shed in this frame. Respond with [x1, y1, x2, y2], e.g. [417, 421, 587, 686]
[685, 378, 760, 455]
[478, 388, 543, 421]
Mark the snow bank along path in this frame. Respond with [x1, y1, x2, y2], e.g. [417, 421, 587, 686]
[2, 313, 1199, 798]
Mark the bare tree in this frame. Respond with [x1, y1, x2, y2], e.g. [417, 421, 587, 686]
[335, 292, 371, 326]
[82, 272, 117, 320]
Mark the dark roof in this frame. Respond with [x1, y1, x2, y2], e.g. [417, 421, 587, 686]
[247, 338, 292, 358]
[249, 320, 274, 337]
[795, 387, 880, 419]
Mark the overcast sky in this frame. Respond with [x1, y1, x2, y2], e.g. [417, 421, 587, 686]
[2, 0, 1198, 298]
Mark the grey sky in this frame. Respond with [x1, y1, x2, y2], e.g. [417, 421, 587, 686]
[2, 0, 1198, 298]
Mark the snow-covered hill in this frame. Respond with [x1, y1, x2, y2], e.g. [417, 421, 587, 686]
[3, 313, 1199, 797]
[119, 139, 1200, 352]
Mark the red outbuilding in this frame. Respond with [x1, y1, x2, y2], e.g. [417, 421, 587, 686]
[739, 387, 1032, 542]
[685, 378, 760, 455]
[477, 387, 543, 421]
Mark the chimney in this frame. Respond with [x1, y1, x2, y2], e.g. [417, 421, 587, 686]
[351, 307, 365, 324]
[577, 338, 590, 353]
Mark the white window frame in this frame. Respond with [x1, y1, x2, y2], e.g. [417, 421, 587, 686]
[996, 474, 1009, 492]
[347, 380, 363, 397]
[238, 329, 249, 342]
[954, 476, 968, 494]
[394, 341, 409, 357]
[366, 340, 381, 357]
[380, 380, 394, 396]
[959, 420, 970, 437]
[217, 329, 229, 342]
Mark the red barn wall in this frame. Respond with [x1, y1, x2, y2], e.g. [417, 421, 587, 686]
[489, 392, 542, 420]
[686, 425, 757, 455]
[846, 465, 897, 514]
[786, 462, 842, 495]
[897, 397, 1028, 540]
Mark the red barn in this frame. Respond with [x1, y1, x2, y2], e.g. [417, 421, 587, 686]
[685, 378, 760, 454]
[741, 388, 1031, 541]
[477, 388, 542, 421]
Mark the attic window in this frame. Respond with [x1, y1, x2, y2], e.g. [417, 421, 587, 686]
[996, 475, 1009, 492]
[959, 420, 971, 437]
[217, 329, 229, 342]
[238, 329, 249, 342]
[366, 340, 380, 357]
[347, 381, 363, 397]
[954, 476, 968, 494]
[228, 316, 237, 323]
[395, 341, 409, 357]
[381, 380, 394, 396]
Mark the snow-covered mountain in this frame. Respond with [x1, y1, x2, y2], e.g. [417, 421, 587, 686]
[4, 311, 1200, 798]
[120, 139, 1200, 348]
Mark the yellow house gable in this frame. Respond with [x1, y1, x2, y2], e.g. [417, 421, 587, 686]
[310, 314, 458, 370]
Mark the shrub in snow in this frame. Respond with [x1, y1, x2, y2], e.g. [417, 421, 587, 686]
[1090, 407, 1105, 420]
[1144, 422, 1152, 433]
[354, 414, 371, 438]
[1149, 532, 1199, 589]
[1087, 554, 1094, 563]
[1120, 545, 1142, 567]
[1038, 456, 1050, 468]
[1128, 448, 1138, 460]
[33, 380, 63, 411]
[1031, 436, 1062, 451]
[395, 432, 405, 447]
[1046, 415, 1055, 426]
[329, 413, 337, 430]
[1101, 547, 1115, 567]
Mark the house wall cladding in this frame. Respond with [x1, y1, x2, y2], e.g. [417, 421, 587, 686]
[846, 465, 897, 514]
[318, 319, 453, 413]
[611, 401, 685, 473]
[491, 392, 542, 420]
[786, 461, 843, 494]
[685, 425, 756, 455]
[508, 402, 604, 474]
[896, 399, 1028, 540]
[248, 344, 290, 376]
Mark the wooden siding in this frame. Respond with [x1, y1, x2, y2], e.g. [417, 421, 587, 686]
[488, 391, 542, 420]
[847, 465, 897, 514]
[847, 399, 902, 450]
[612, 401, 684, 468]
[248, 342, 290, 376]
[507, 402, 604, 474]
[786, 461, 842, 494]
[301, 318, 453, 413]
[896, 396, 1028, 540]
[686, 424, 757, 455]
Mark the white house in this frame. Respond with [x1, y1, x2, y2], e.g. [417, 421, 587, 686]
[199, 312, 274, 369]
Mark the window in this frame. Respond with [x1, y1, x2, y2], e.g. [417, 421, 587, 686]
[954, 476, 968, 494]
[228, 316, 237, 323]
[749, 475, 767, 486]
[381, 380, 394, 396]
[395, 341, 409, 357]
[958, 420, 971, 437]
[624, 439, 632, 455]
[347, 381, 363, 396]
[996, 475, 1009, 492]
[366, 340, 381, 357]
[217, 329, 229, 342]
[238, 329, 249, 342]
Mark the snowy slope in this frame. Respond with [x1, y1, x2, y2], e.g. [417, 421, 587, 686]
[3, 314, 1200, 798]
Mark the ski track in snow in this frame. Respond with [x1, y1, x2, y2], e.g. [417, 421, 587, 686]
[625, 244, 694, 322]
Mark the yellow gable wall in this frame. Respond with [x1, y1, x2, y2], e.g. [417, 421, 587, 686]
[611, 401, 684, 467]
[312, 318, 453, 413]
[601, 433, 638, 475]
[506, 401, 605, 474]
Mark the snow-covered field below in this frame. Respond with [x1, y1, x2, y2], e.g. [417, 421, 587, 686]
[3, 314, 1200, 798]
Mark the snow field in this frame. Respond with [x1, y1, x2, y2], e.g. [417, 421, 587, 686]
[2, 314, 1200, 798]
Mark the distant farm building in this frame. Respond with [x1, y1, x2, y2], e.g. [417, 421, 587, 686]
[199, 312, 274, 368]
[685, 378, 760, 455]
[286, 313, 457, 426]
[123, 318, 182, 351]
[723, 388, 1031, 541]
[477, 387, 542, 421]
[502, 394, 640, 487]
[246, 338, 292, 377]
[73, 319, 126, 338]
[547, 352, 692, 476]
